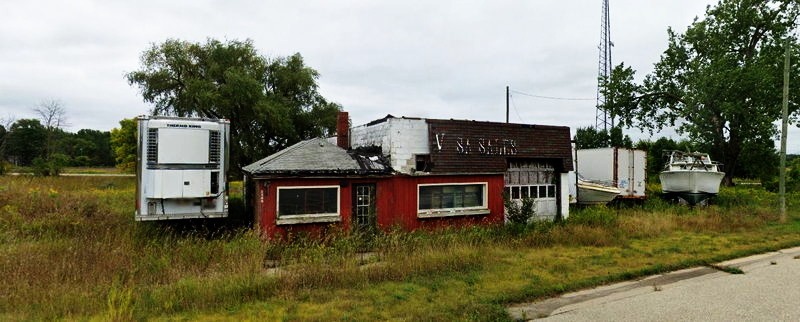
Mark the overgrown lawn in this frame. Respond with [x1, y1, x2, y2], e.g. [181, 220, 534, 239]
[1, 176, 799, 320]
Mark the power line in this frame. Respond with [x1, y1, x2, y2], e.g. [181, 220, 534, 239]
[510, 89, 594, 101]
[509, 94, 525, 123]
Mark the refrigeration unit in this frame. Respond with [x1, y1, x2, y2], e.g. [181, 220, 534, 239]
[135, 116, 230, 221]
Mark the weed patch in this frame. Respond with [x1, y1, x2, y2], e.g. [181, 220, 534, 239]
[0, 176, 799, 320]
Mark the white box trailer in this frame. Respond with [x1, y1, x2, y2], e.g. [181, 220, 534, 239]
[575, 147, 647, 200]
[135, 116, 230, 221]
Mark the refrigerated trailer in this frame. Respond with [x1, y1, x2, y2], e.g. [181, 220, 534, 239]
[575, 147, 647, 200]
[135, 116, 230, 221]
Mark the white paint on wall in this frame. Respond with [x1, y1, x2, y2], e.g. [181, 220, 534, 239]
[350, 117, 429, 174]
[560, 172, 570, 219]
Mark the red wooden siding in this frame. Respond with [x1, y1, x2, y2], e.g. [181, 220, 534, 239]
[256, 174, 505, 239]
[257, 178, 354, 239]
[374, 175, 505, 230]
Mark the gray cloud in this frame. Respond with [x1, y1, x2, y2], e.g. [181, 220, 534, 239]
[1, 0, 797, 152]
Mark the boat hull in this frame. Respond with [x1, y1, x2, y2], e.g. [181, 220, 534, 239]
[577, 184, 620, 205]
[659, 171, 725, 194]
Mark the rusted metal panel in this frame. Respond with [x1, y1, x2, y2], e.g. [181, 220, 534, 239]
[426, 119, 573, 173]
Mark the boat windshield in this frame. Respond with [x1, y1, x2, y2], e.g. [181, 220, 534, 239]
[674, 154, 711, 164]
[664, 151, 721, 171]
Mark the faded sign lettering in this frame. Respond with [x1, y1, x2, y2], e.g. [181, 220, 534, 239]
[426, 119, 573, 173]
[434, 132, 518, 156]
[435, 132, 445, 151]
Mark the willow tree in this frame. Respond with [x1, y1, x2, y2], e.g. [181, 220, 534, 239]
[602, 0, 800, 185]
[126, 38, 340, 173]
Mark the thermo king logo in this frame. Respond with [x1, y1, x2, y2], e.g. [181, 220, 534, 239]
[166, 124, 201, 128]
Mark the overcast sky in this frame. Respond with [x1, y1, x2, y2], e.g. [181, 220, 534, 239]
[1, 0, 798, 152]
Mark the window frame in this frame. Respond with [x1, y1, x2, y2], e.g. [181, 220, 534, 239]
[275, 185, 341, 225]
[505, 184, 558, 200]
[416, 182, 490, 218]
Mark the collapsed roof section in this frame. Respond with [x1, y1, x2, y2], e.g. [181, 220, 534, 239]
[243, 138, 391, 176]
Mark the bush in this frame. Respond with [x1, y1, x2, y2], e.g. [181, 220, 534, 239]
[32, 154, 70, 176]
[763, 158, 800, 193]
[73, 155, 92, 167]
[0, 160, 9, 175]
[503, 192, 535, 225]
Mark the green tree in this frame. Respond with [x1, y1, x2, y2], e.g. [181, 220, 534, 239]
[602, 0, 800, 185]
[731, 136, 779, 181]
[111, 118, 137, 172]
[574, 127, 609, 149]
[126, 38, 340, 174]
[6, 119, 46, 166]
[609, 127, 633, 148]
[0, 124, 7, 174]
[75, 129, 114, 166]
[635, 137, 696, 181]
[574, 126, 632, 149]
[0, 124, 6, 157]
[764, 157, 800, 192]
[32, 153, 69, 176]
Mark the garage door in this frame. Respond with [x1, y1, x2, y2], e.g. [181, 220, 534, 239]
[505, 161, 557, 220]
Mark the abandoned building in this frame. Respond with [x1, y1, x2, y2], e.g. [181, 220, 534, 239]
[243, 112, 573, 238]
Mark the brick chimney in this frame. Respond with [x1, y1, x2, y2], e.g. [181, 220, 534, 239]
[336, 111, 350, 149]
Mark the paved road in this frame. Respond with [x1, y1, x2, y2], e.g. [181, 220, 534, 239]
[509, 246, 800, 321]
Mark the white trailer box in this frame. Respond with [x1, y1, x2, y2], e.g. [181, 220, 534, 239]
[135, 116, 230, 221]
[576, 147, 647, 200]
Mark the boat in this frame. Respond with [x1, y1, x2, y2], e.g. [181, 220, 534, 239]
[659, 151, 725, 205]
[577, 175, 621, 205]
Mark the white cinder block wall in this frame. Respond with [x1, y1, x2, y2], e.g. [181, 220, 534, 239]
[386, 119, 429, 174]
[350, 118, 429, 175]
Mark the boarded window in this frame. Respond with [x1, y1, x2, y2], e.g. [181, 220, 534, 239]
[505, 161, 554, 185]
[278, 187, 338, 216]
[419, 184, 485, 210]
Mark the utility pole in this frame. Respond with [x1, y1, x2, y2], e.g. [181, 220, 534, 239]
[780, 38, 790, 222]
[506, 86, 510, 123]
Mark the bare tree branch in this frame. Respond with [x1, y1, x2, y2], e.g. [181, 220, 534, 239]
[32, 99, 69, 130]
[32, 99, 69, 159]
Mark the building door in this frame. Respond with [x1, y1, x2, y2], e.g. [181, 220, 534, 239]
[352, 183, 377, 233]
[505, 161, 558, 220]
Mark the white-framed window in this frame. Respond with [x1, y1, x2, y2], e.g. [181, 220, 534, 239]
[417, 182, 489, 218]
[505, 184, 556, 200]
[276, 185, 340, 225]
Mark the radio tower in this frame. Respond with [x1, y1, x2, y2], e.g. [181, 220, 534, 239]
[595, 0, 613, 131]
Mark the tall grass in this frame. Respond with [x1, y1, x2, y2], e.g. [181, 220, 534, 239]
[0, 176, 797, 320]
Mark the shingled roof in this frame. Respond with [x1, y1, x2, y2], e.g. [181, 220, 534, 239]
[242, 138, 392, 175]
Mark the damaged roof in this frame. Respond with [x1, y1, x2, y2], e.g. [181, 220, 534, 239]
[243, 138, 392, 175]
